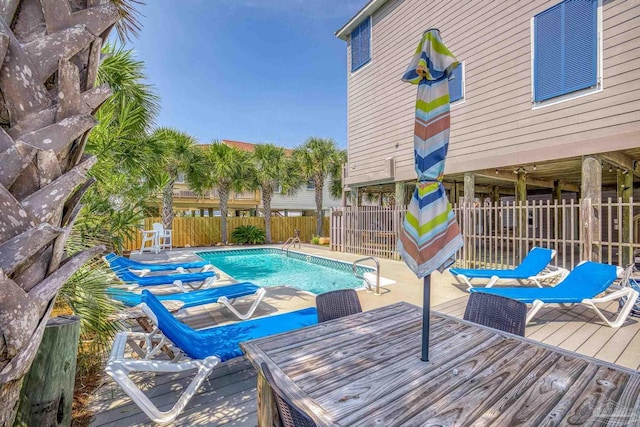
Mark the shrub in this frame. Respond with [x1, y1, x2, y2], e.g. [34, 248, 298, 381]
[311, 236, 320, 245]
[231, 225, 266, 244]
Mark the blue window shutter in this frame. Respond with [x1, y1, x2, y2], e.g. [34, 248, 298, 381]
[351, 25, 360, 72]
[351, 17, 371, 72]
[534, 4, 564, 101]
[449, 63, 463, 102]
[564, 0, 598, 93]
[361, 18, 370, 66]
[534, 0, 598, 102]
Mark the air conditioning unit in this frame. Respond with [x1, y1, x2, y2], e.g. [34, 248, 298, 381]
[384, 157, 395, 178]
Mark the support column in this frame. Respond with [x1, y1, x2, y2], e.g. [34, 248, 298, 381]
[581, 156, 602, 261]
[553, 180, 563, 236]
[395, 182, 406, 207]
[208, 208, 214, 217]
[283, 209, 289, 217]
[490, 186, 500, 203]
[618, 169, 633, 265]
[349, 186, 360, 207]
[515, 168, 527, 204]
[463, 172, 475, 205]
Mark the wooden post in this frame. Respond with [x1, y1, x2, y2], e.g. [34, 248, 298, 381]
[463, 172, 475, 205]
[515, 168, 527, 255]
[15, 316, 80, 427]
[395, 182, 406, 207]
[490, 185, 500, 203]
[617, 169, 633, 265]
[553, 180, 563, 236]
[581, 156, 601, 261]
[256, 371, 277, 427]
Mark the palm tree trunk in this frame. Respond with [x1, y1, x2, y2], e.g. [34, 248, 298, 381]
[0, 2, 118, 423]
[262, 187, 273, 243]
[315, 175, 324, 237]
[162, 179, 176, 230]
[218, 184, 230, 243]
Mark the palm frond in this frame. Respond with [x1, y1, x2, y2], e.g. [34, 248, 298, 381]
[110, 0, 145, 42]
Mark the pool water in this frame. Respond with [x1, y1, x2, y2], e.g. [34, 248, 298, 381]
[197, 249, 371, 294]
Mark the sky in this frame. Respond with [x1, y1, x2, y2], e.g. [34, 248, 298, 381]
[123, 0, 368, 149]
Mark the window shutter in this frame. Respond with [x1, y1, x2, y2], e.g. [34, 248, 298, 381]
[351, 25, 360, 72]
[449, 63, 463, 103]
[534, 4, 564, 101]
[564, 0, 598, 93]
[361, 18, 370, 67]
[350, 18, 371, 72]
[534, 0, 598, 102]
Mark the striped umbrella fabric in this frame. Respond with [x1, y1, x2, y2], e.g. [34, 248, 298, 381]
[397, 29, 463, 279]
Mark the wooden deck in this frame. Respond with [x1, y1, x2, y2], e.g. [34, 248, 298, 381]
[88, 297, 640, 426]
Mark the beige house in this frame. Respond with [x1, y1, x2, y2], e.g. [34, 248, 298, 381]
[336, 0, 639, 205]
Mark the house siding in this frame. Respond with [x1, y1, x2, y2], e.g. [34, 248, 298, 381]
[268, 177, 342, 211]
[344, 0, 640, 186]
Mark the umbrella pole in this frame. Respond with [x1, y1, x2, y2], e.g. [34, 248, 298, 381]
[421, 274, 431, 362]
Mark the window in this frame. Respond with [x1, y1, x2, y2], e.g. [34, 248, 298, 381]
[449, 62, 464, 104]
[273, 181, 282, 194]
[351, 17, 371, 72]
[306, 179, 315, 190]
[533, 0, 599, 103]
[176, 173, 185, 183]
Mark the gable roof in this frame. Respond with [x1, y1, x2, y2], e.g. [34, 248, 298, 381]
[335, 0, 389, 40]
[219, 139, 294, 155]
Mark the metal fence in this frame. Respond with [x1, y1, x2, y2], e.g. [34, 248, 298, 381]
[330, 198, 640, 269]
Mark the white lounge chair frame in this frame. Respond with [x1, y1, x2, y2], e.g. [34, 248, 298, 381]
[454, 248, 569, 291]
[217, 287, 267, 320]
[134, 264, 215, 277]
[525, 265, 639, 328]
[106, 330, 220, 424]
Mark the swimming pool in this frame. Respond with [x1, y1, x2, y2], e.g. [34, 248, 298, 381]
[196, 248, 374, 294]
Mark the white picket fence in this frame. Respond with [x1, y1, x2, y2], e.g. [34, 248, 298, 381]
[330, 198, 640, 269]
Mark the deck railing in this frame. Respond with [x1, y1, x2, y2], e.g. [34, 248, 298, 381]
[330, 198, 640, 269]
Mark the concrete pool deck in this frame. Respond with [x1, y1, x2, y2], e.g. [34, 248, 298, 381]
[129, 243, 468, 321]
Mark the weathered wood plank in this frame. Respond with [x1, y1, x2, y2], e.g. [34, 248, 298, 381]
[243, 305, 640, 427]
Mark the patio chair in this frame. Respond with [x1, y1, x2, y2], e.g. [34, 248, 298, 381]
[109, 263, 217, 292]
[470, 261, 638, 328]
[463, 293, 527, 336]
[261, 362, 317, 427]
[107, 282, 267, 320]
[315, 289, 362, 323]
[152, 222, 172, 251]
[104, 252, 213, 276]
[106, 290, 318, 424]
[450, 247, 568, 290]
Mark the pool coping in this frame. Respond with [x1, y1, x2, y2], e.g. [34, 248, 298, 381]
[195, 247, 396, 294]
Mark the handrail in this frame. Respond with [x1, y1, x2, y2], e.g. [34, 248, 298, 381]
[281, 237, 301, 255]
[352, 256, 381, 295]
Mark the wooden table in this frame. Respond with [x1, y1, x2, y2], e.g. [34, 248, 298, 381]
[241, 302, 640, 427]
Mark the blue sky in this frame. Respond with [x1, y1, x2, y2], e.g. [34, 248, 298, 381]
[124, 0, 367, 148]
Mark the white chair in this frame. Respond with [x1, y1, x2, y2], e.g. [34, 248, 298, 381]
[139, 228, 159, 254]
[152, 222, 172, 251]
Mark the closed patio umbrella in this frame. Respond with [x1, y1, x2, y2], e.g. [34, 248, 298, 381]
[397, 28, 463, 361]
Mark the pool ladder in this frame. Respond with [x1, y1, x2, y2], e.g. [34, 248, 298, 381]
[282, 236, 301, 255]
[352, 256, 381, 295]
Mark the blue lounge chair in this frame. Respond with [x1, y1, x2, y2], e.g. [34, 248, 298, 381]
[470, 261, 637, 328]
[108, 282, 266, 320]
[106, 290, 318, 424]
[450, 247, 568, 290]
[109, 263, 217, 292]
[104, 252, 213, 275]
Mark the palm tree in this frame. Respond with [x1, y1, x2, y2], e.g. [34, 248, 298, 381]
[0, 1, 139, 423]
[294, 138, 347, 237]
[150, 128, 207, 230]
[201, 142, 254, 244]
[252, 144, 299, 243]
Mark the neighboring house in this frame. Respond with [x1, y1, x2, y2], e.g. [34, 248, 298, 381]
[336, 0, 639, 205]
[171, 139, 341, 216]
[223, 140, 342, 216]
